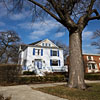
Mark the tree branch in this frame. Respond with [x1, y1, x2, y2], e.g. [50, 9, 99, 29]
[91, 9, 99, 16]
[28, 0, 61, 23]
[86, 0, 96, 15]
[89, 15, 100, 20]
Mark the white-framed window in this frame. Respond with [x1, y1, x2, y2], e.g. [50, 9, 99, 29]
[52, 51, 57, 56]
[87, 63, 96, 70]
[42, 43, 44, 46]
[87, 56, 93, 60]
[35, 49, 41, 56]
[49, 44, 51, 47]
[52, 60, 58, 66]
[50, 60, 60, 66]
[45, 43, 48, 46]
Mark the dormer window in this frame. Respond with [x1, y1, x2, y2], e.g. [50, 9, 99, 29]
[42, 43, 44, 46]
[87, 56, 93, 60]
[49, 44, 51, 47]
[46, 43, 47, 46]
[88, 56, 92, 60]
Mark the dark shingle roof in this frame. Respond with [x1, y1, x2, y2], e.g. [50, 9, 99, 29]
[29, 40, 42, 45]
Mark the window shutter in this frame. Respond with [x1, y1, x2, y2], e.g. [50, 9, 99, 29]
[50, 50, 52, 56]
[50, 59, 52, 66]
[58, 50, 59, 57]
[33, 48, 35, 55]
[59, 60, 60, 66]
[41, 49, 43, 56]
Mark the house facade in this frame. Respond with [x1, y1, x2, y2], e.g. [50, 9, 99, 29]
[19, 39, 67, 76]
[67, 54, 100, 73]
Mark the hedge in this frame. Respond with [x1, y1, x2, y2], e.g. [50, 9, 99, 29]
[0, 64, 21, 85]
[18, 75, 67, 84]
[85, 73, 100, 80]
[23, 71, 36, 75]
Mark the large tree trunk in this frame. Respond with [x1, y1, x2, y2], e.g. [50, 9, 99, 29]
[68, 30, 86, 89]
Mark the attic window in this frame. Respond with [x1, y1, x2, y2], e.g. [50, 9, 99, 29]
[42, 43, 44, 46]
[46, 43, 47, 46]
[49, 44, 51, 47]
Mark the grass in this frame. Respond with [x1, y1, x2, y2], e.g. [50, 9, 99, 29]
[35, 83, 100, 100]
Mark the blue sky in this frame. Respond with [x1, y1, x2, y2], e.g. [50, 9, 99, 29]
[0, 2, 100, 54]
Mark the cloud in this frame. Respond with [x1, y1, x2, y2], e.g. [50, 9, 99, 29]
[18, 20, 61, 30]
[18, 19, 62, 40]
[0, 22, 5, 26]
[55, 32, 65, 38]
[9, 10, 32, 21]
[82, 30, 93, 40]
[9, 13, 25, 20]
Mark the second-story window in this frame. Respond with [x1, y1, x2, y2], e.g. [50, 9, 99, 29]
[35, 49, 41, 55]
[33, 48, 43, 56]
[51, 50, 59, 56]
[52, 51, 57, 56]
[87, 56, 93, 60]
[88, 56, 92, 60]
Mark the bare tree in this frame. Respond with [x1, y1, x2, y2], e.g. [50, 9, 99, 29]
[91, 30, 100, 53]
[0, 30, 20, 64]
[1, 0, 100, 89]
[52, 40, 69, 58]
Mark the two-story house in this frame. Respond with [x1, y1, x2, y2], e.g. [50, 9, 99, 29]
[67, 53, 100, 73]
[19, 39, 67, 76]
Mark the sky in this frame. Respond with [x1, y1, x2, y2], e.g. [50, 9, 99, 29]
[0, 2, 100, 54]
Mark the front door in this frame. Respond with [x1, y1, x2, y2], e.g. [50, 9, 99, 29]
[34, 60, 42, 69]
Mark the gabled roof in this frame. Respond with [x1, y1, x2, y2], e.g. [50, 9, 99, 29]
[20, 39, 62, 52]
[28, 39, 59, 48]
[29, 40, 42, 45]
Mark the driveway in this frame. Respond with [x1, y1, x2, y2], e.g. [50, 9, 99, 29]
[0, 80, 100, 100]
[0, 85, 67, 100]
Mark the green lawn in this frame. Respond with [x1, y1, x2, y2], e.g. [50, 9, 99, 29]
[36, 83, 100, 100]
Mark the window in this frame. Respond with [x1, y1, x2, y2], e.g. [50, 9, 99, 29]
[92, 64, 95, 69]
[87, 56, 93, 60]
[87, 63, 91, 70]
[23, 60, 27, 70]
[51, 60, 58, 66]
[49, 44, 51, 47]
[88, 56, 92, 60]
[33, 48, 43, 56]
[52, 51, 57, 56]
[87, 63, 96, 70]
[46, 43, 48, 46]
[50, 60, 60, 66]
[42, 43, 44, 46]
[35, 49, 41, 56]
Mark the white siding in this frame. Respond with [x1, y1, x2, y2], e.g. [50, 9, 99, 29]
[20, 46, 64, 73]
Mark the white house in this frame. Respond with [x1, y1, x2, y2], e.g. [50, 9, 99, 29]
[19, 39, 67, 76]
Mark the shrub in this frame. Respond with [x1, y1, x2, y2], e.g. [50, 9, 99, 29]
[85, 73, 100, 80]
[0, 64, 21, 85]
[18, 74, 66, 84]
[23, 71, 36, 75]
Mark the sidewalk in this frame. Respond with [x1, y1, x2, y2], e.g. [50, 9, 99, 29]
[30, 80, 100, 88]
[0, 80, 100, 100]
[0, 85, 67, 100]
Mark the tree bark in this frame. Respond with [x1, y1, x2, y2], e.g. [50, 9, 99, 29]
[68, 30, 86, 89]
